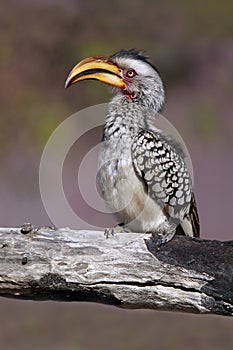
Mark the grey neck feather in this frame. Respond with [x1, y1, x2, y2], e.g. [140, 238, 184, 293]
[103, 84, 165, 141]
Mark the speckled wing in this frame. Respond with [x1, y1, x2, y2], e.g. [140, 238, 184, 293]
[131, 129, 200, 237]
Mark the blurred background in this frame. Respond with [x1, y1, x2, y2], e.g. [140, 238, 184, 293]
[0, 0, 233, 349]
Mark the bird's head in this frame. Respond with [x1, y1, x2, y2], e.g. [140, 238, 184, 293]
[65, 49, 165, 112]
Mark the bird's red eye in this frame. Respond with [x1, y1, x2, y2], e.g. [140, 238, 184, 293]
[125, 69, 137, 78]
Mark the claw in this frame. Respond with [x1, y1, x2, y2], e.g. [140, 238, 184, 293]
[156, 230, 176, 248]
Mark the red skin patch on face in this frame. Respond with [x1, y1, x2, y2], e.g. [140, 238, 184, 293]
[123, 89, 134, 100]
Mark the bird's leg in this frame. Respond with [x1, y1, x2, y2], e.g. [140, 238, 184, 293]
[104, 223, 130, 239]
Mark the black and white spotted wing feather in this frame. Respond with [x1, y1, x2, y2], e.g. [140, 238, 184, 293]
[132, 129, 200, 237]
[189, 192, 200, 238]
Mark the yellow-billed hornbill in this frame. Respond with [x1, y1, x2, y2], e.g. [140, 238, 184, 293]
[65, 49, 200, 243]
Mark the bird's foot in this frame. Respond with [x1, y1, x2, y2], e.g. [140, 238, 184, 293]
[104, 227, 115, 238]
[104, 223, 130, 239]
[154, 222, 177, 248]
[155, 222, 177, 247]
[156, 231, 176, 247]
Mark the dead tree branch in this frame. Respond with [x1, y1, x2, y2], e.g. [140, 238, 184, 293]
[0, 226, 232, 316]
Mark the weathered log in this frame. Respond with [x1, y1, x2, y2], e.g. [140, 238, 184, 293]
[0, 226, 232, 316]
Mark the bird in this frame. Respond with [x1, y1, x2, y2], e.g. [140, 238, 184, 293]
[65, 49, 200, 243]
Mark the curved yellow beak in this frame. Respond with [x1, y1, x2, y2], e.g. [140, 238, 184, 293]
[65, 56, 125, 89]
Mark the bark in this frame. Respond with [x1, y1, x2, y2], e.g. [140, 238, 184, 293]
[0, 226, 232, 316]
